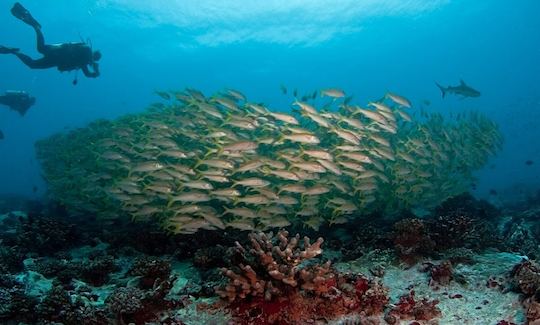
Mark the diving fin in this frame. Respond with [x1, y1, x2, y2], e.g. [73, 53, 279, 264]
[11, 2, 41, 29]
[0, 46, 19, 54]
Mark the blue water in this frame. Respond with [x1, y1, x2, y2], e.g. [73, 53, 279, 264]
[0, 0, 539, 201]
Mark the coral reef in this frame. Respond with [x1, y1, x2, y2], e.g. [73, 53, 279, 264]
[0, 285, 37, 323]
[511, 259, 540, 296]
[510, 259, 540, 324]
[392, 218, 435, 265]
[16, 212, 78, 255]
[78, 254, 118, 287]
[37, 284, 108, 324]
[525, 297, 540, 325]
[106, 287, 145, 323]
[216, 230, 329, 302]
[216, 230, 389, 323]
[129, 256, 172, 289]
[424, 261, 454, 287]
[193, 245, 228, 270]
[0, 244, 25, 273]
[2, 187, 540, 324]
[384, 290, 441, 324]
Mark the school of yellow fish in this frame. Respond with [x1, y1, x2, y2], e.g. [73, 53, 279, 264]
[36, 88, 503, 234]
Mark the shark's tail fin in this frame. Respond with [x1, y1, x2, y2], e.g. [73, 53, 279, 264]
[435, 82, 446, 98]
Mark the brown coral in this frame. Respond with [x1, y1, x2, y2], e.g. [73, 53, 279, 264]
[393, 218, 435, 265]
[216, 230, 328, 302]
[511, 259, 540, 296]
[385, 290, 441, 323]
[215, 230, 389, 324]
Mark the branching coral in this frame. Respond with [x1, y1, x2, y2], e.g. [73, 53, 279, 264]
[216, 230, 327, 302]
[216, 230, 389, 323]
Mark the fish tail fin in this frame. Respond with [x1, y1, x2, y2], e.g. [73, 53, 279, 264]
[193, 159, 203, 169]
[166, 199, 176, 208]
[260, 166, 272, 176]
[219, 115, 232, 127]
[273, 135, 285, 145]
[204, 145, 220, 158]
[435, 82, 446, 98]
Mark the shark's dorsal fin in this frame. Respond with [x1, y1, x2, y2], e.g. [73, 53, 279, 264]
[460, 79, 466, 86]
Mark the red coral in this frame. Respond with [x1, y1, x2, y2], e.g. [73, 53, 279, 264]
[215, 230, 389, 324]
[393, 218, 435, 265]
[428, 261, 453, 287]
[385, 290, 441, 323]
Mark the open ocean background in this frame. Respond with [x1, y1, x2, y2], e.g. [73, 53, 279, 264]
[0, 0, 539, 202]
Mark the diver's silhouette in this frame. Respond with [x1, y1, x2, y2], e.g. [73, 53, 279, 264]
[0, 3, 101, 82]
[0, 90, 36, 116]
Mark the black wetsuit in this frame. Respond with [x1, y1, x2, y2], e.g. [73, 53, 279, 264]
[0, 91, 36, 116]
[14, 27, 99, 78]
[3, 3, 99, 78]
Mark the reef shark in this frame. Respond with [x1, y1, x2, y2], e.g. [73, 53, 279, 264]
[435, 80, 480, 98]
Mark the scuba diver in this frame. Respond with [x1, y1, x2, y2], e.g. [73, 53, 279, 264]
[0, 90, 36, 116]
[0, 2, 101, 84]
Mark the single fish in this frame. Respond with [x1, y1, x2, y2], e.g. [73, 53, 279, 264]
[222, 141, 258, 152]
[223, 207, 257, 219]
[321, 88, 346, 98]
[436, 80, 480, 98]
[131, 162, 164, 173]
[291, 161, 326, 173]
[236, 195, 271, 205]
[226, 89, 246, 102]
[270, 112, 299, 125]
[211, 188, 241, 197]
[386, 92, 412, 108]
[281, 133, 320, 145]
[168, 192, 212, 205]
[155, 90, 171, 100]
[232, 178, 270, 188]
[183, 180, 214, 190]
[293, 101, 317, 114]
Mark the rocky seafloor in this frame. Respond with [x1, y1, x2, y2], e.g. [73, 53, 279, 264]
[1, 192, 540, 325]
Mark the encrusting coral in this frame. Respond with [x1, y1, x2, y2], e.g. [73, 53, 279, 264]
[384, 290, 441, 324]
